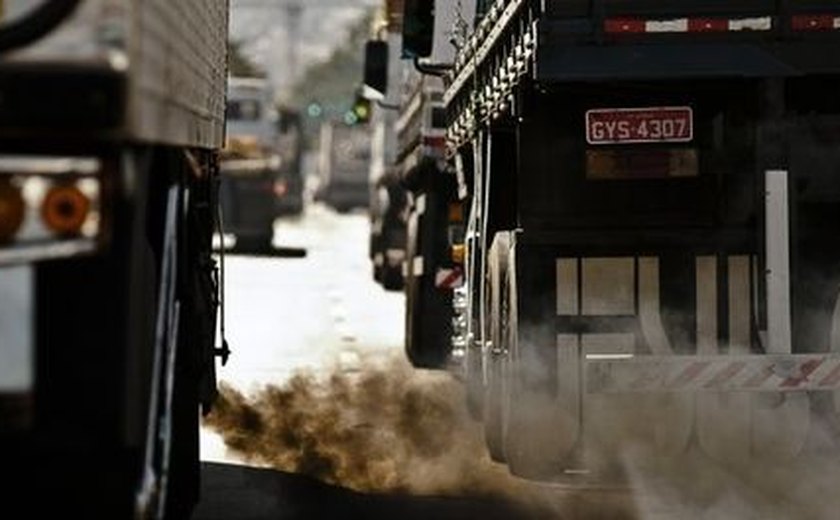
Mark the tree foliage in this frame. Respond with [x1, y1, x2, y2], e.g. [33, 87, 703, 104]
[229, 40, 266, 79]
[288, 10, 373, 121]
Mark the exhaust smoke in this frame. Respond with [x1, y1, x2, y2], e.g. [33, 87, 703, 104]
[203, 353, 525, 498]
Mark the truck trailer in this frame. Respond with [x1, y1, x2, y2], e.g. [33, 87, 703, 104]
[400, 0, 840, 483]
[316, 120, 372, 213]
[0, 1, 228, 517]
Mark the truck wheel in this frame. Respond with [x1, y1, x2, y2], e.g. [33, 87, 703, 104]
[381, 263, 404, 291]
[503, 242, 572, 481]
[484, 347, 506, 462]
[404, 270, 451, 369]
[484, 232, 511, 462]
[406, 296, 450, 370]
[404, 209, 452, 369]
[504, 371, 567, 480]
[464, 349, 485, 420]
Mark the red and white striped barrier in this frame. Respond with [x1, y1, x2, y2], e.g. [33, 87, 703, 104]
[435, 267, 464, 289]
[585, 354, 840, 393]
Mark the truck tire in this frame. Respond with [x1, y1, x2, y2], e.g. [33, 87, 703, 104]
[465, 347, 485, 420]
[405, 269, 452, 368]
[504, 363, 566, 480]
[503, 242, 571, 481]
[403, 186, 450, 368]
[484, 232, 510, 462]
[404, 218, 451, 369]
[381, 263, 404, 291]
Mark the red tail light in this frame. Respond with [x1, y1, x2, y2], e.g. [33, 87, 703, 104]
[791, 15, 840, 32]
[605, 19, 646, 34]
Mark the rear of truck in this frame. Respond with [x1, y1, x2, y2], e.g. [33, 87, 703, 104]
[0, 1, 228, 517]
[275, 107, 305, 217]
[220, 77, 283, 250]
[317, 121, 372, 213]
[444, 0, 840, 483]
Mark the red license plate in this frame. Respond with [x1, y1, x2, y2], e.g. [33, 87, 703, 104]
[586, 107, 693, 145]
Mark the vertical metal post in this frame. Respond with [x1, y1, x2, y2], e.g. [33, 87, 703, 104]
[479, 131, 492, 356]
[765, 170, 792, 354]
[283, 2, 302, 92]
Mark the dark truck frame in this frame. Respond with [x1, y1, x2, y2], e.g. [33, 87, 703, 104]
[445, 0, 840, 482]
[0, 2, 228, 518]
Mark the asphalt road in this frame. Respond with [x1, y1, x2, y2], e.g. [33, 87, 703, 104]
[194, 462, 548, 520]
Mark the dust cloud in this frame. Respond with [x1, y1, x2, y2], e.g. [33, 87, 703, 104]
[203, 353, 528, 499]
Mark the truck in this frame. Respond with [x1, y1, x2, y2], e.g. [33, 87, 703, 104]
[275, 106, 305, 218]
[400, 0, 840, 484]
[315, 120, 372, 213]
[0, 1, 228, 517]
[363, 1, 474, 367]
[220, 77, 295, 251]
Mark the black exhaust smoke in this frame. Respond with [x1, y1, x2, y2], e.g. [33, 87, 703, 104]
[203, 355, 522, 497]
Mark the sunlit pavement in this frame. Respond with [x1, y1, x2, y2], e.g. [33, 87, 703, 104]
[200, 203, 404, 465]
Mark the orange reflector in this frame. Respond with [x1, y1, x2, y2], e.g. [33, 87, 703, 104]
[448, 202, 464, 223]
[41, 184, 90, 236]
[451, 244, 465, 264]
[0, 180, 25, 243]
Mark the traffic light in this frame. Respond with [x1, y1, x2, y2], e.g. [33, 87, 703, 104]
[306, 101, 323, 118]
[402, 0, 434, 59]
[349, 92, 371, 125]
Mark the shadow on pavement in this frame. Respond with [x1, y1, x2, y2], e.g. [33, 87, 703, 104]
[193, 462, 552, 520]
[217, 245, 308, 258]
